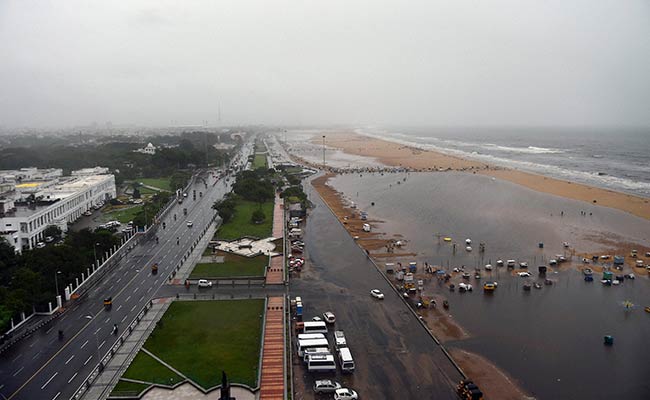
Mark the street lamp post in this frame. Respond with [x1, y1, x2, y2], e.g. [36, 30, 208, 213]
[322, 135, 326, 169]
[54, 270, 61, 297]
[85, 315, 102, 369]
[93, 242, 100, 266]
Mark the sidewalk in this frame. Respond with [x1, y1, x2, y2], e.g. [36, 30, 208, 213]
[82, 298, 173, 400]
[266, 196, 285, 285]
[259, 296, 286, 400]
[170, 220, 219, 284]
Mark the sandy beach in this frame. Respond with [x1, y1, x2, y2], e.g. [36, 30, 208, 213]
[314, 132, 650, 221]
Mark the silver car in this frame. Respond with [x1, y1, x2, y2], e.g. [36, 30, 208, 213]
[313, 379, 341, 394]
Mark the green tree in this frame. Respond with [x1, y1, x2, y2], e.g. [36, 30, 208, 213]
[251, 209, 265, 224]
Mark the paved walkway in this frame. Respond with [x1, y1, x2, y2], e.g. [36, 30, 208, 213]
[83, 298, 173, 400]
[266, 196, 285, 284]
[259, 296, 285, 400]
[170, 221, 218, 284]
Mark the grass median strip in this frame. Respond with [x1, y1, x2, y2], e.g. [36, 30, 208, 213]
[190, 253, 267, 278]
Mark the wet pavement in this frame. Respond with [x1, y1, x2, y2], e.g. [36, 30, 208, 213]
[289, 179, 462, 400]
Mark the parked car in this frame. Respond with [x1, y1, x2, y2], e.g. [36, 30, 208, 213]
[334, 330, 347, 349]
[313, 379, 341, 394]
[187, 221, 193, 227]
[334, 388, 358, 400]
[36, 242, 46, 249]
[370, 289, 384, 299]
[322, 311, 336, 324]
[197, 279, 212, 288]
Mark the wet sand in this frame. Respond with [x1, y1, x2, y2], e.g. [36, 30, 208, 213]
[449, 349, 533, 400]
[310, 173, 531, 400]
[315, 132, 650, 221]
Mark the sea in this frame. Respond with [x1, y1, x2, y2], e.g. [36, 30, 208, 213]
[356, 126, 650, 198]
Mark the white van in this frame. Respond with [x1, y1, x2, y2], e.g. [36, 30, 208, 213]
[289, 228, 302, 238]
[307, 354, 337, 372]
[302, 321, 328, 334]
[338, 347, 355, 373]
[298, 333, 326, 341]
[297, 338, 329, 357]
[303, 347, 331, 363]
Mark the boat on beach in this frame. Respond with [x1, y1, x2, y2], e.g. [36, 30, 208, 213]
[496, 260, 504, 267]
[583, 268, 593, 276]
[523, 282, 532, 291]
[484, 264, 493, 270]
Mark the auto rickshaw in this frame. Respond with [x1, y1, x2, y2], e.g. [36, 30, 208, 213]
[152, 263, 158, 274]
[103, 297, 112, 309]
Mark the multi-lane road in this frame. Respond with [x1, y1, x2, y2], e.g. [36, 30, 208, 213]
[0, 146, 251, 400]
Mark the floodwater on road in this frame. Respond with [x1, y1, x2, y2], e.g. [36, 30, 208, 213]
[328, 171, 650, 400]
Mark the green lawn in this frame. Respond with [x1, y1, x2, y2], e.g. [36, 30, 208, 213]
[139, 177, 172, 192]
[217, 200, 274, 240]
[190, 253, 267, 278]
[122, 351, 184, 386]
[141, 300, 264, 389]
[110, 380, 150, 397]
[252, 154, 267, 169]
[102, 205, 142, 223]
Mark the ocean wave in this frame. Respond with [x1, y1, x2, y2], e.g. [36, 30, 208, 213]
[482, 144, 564, 154]
[355, 128, 650, 197]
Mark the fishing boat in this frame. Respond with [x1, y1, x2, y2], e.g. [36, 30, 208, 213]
[484, 264, 493, 270]
[465, 238, 472, 245]
[474, 273, 481, 280]
[645, 306, 650, 313]
[519, 262, 528, 268]
[462, 272, 470, 279]
[523, 282, 532, 291]
[443, 300, 449, 309]
[496, 260, 504, 267]
[465, 246, 472, 252]
[544, 278, 553, 285]
[534, 283, 542, 289]
[443, 237, 452, 242]
[583, 268, 593, 276]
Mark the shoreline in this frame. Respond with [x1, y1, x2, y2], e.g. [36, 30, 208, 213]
[310, 173, 531, 400]
[313, 132, 650, 221]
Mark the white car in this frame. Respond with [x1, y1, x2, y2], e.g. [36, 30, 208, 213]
[186, 221, 193, 227]
[322, 311, 336, 324]
[36, 242, 46, 249]
[313, 379, 341, 394]
[197, 279, 212, 288]
[334, 388, 358, 400]
[370, 289, 384, 299]
[517, 271, 531, 277]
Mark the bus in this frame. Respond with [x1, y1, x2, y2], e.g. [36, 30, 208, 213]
[301, 321, 328, 334]
[307, 354, 337, 372]
[298, 333, 326, 341]
[296, 338, 329, 357]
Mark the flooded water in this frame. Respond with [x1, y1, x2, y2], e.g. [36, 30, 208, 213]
[328, 172, 650, 400]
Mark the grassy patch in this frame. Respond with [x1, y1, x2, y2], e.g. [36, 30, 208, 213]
[217, 200, 273, 240]
[122, 351, 184, 386]
[102, 205, 142, 223]
[190, 253, 267, 278]
[142, 300, 264, 389]
[110, 380, 150, 397]
[139, 177, 172, 192]
[252, 154, 267, 169]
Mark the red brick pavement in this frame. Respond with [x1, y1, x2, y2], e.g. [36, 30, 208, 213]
[259, 296, 285, 400]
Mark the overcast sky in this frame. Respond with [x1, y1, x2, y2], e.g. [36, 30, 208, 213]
[1, 0, 649, 128]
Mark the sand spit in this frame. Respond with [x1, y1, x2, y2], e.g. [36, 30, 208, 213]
[316, 132, 650, 221]
[449, 348, 535, 400]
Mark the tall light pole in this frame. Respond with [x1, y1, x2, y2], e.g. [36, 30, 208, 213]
[54, 270, 61, 297]
[93, 242, 100, 265]
[85, 315, 102, 368]
[322, 135, 326, 169]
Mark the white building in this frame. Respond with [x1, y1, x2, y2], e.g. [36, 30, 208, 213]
[134, 143, 156, 155]
[0, 168, 116, 253]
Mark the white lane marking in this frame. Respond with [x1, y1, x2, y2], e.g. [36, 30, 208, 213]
[40, 372, 58, 389]
[121, 315, 128, 323]
[81, 339, 89, 349]
[65, 355, 74, 365]
[133, 287, 138, 293]
[125, 295, 131, 302]
[147, 287, 152, 293]
[116, 278, 121, 283]
[45, 327, 53, 334]
[67, 372, 78, 384]
[99, 340, 106, 349]
[130, 304, 137, 312]
[117, 305, 123, 311]
[108, 284, 114, 291]
[52, 391, 61, 400]
[32, 351, 42, 360]
[84, 355, 92, 365]
[105, 317, 111, 323]
[12, 354, 22, 362]
[29, 340, 36, 348]
[60, 315, 67, 321]
[12, 366, 24, 376]
[94, 328, 101, 335]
